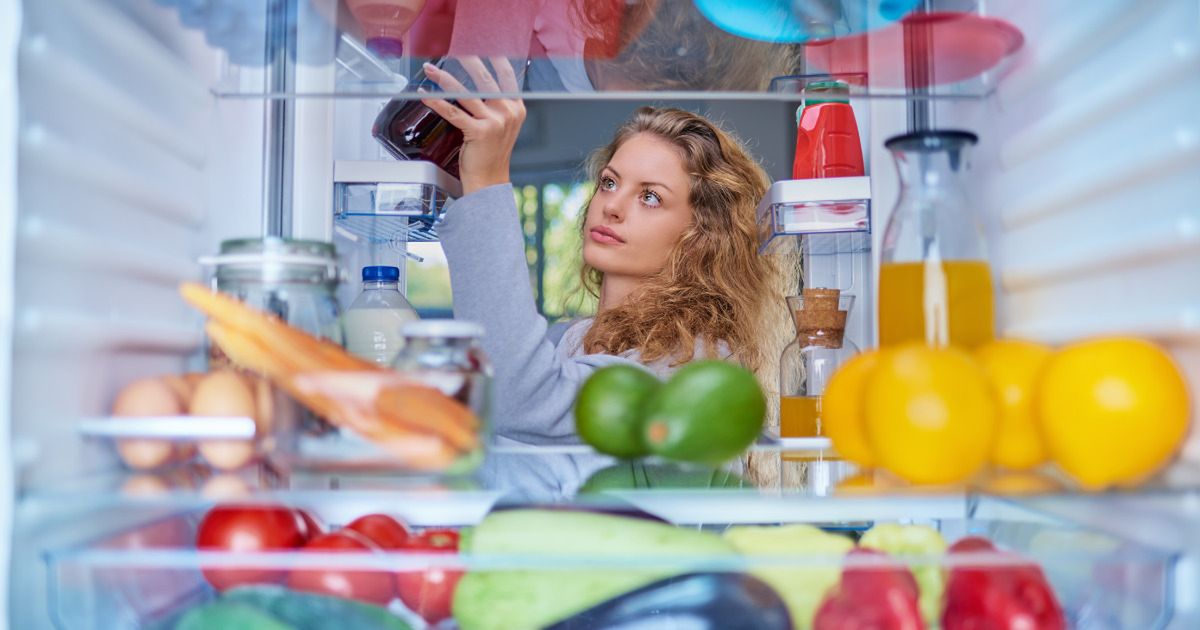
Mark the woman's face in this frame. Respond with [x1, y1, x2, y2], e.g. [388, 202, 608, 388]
[582, 132, 694, 280]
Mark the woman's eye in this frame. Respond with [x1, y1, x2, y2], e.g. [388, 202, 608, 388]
[600, 177, 616, 191]
[641, 190, 662, 207]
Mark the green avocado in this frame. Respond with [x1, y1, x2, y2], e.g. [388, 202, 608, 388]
[643, 361, 765, 465]
[574, 365, 662, 458]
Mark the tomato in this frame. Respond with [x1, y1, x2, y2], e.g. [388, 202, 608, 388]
[196, 504, 308, 591]
[295, 508, 325, 541]
[287, 530, 394, 606]
[345, 514, 410, 550]
[396, 528, 462, 624]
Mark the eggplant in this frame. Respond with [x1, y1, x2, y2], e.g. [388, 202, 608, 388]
[541, 572, 793, 630]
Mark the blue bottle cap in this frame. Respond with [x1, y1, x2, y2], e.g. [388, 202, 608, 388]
[362, 265, 400, 282]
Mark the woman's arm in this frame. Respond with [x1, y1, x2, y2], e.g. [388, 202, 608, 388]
[422, 58, 636, 443]
[439, 184, 635, 443]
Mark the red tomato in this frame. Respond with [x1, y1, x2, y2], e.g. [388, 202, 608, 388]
[295, 508, 325, 541]
[396, 529, 462, 624]
[287, 530, 394, 606]
[344, 514, 410, 550]
[196, 504, 308, 591]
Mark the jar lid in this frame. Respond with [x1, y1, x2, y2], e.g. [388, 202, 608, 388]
[202, 237, 338, 268]
[401, 319, 484, 339]
[884, 130, 978, 152]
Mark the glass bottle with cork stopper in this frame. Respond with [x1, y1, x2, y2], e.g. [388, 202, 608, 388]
[779, 288, 860, 438]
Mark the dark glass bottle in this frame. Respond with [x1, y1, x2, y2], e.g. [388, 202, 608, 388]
[371, 63, 464, 178]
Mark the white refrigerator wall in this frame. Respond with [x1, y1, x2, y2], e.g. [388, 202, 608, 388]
[6, 0, 265, 625]
[979, 0, 1200, 475]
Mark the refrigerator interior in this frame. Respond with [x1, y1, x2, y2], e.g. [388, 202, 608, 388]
[2, 0, 1199, 627]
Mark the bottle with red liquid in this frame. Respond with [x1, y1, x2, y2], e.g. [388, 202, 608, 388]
[372, 61, 464, 177]
[791, 80, 865, 180]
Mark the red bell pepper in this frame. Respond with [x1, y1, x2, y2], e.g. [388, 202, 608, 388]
[815, 548, 925, 630]
[943, 536, 1066, 630]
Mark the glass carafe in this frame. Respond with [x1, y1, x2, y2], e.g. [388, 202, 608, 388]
[878, 130, 995, 350]
[779, 289, 859, 438]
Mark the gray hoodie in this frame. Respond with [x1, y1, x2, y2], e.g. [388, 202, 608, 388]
[439, 183, 728, 446]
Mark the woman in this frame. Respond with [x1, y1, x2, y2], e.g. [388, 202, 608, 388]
[422, 58, 795, 482]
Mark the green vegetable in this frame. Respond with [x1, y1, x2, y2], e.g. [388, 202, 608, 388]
[859, 523, 948, 626]
[643, 361, 766, 465]
[579, 461, 750, 493]
[175, 602, 293, 630]
[452, 509, 736, 630]
[575, 365, 662, 458]
[219, 586, 412, 630]
[724, 525, 855, 629]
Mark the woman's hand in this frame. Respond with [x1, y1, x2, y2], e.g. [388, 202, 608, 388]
[420, 57, 526, 195]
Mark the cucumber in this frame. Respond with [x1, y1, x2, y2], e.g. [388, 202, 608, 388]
[175, 602, 292, 630]
[220, 586, 412, 630]
[452, 509, 736, 630]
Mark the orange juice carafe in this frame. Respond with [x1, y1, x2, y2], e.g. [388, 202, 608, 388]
[779, 289, 859, 438]
[878, 130, 995, 350]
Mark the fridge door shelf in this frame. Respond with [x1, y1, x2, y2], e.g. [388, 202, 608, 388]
[333, 160, 462, 246]
[757, 176, 871, 254]
[41, 491, 1178, 630]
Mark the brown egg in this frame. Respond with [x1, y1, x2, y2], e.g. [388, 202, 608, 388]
[254, 376, 275, 433]
[111, 377, 183, 470]
[190, 371, 259, 471]
[201, 473, 253, 499]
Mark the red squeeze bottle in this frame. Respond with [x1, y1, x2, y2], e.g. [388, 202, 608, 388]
[792, 80, 865, 179]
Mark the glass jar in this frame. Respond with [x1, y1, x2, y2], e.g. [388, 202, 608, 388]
[201, 237, 343, 470]
[207, 237, 343, 368]
[878, 130, 995, 350]
[392, 319, 491, 423]
[779, 288, 859, 438]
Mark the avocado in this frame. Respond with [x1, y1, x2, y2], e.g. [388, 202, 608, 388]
[574, 365, 662, 458]
[643, 361, 765, 465]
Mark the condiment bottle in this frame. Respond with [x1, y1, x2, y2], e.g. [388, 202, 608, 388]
[792, 80, 865, 180]
[779, 288, 859, 438]
[877, 130, 995, 350]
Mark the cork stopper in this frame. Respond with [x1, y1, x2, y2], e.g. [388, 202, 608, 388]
[791, 288, 848, 348]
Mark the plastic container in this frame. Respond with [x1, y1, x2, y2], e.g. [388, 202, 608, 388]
[791, 80, 865, 180]
[878, 130, 995, 350]
[44, 489, 1179, 630]
[779, 289, 860, 439]
[342, 266, 420, 367]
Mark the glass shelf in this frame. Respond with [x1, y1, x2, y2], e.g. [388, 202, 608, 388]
[333, 160, 461, 245]
[172, 0, 1024, 100]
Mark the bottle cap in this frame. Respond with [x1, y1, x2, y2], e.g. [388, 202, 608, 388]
[401, 319, 484, 339]
[362, 265, 400, 282]
[366, 37, 405, 59]
[804, 80, 850, 106]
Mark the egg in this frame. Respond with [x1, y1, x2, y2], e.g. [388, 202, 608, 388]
[190, 371, 259, 470]
[111, 377, 183, 470]
[201, 472, 252, 499]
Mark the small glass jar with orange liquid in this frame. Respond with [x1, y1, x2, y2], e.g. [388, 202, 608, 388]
[878, 130, 995, 350]
[779, 288, 859, 438]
